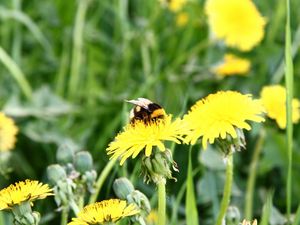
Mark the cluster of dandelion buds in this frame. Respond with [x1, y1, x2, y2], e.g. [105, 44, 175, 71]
[46, 140, 97, 212]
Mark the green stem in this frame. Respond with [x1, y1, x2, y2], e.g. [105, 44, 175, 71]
[0, 45, 32, 99]
[245, 130, 266, 220]
[158, 179, 166, 225]
[88, 159, 117, 204]
[70, 200, 80, 215]
[68, 0, 90, 100]
[0, 212, 4, 225]
[215, 153, 233, 225]
[285, 0, 294, 222]
[60, 207, 68, 225]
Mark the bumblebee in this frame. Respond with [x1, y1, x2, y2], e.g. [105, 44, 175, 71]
[126, 98, 166, 124]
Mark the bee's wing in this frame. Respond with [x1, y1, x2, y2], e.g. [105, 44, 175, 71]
[125, 98, 152, 110]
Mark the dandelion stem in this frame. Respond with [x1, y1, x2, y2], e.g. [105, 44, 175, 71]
[0, 212, 4, 225]
[215, 153, 233, 225]
[70, 200, 80, 215]
[89, 159, 117, 204]
[245, 130, 265, 220]
[60, 207, 68, 225]
[158, 179, 166, 225]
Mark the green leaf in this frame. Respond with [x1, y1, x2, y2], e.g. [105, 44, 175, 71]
[185, 147, 199, 225]
[292, 204, 300, 225]
[259, 192, 273, 225]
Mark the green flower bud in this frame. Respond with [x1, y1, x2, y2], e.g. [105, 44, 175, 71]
[131, 190, 151, 215]
[74, 151, 93, 173]
[226, 206, 240, 225]
[47, 164, 67, 184]
[82, 170, 97, 193]
[12, 202, 40, 225]
[56, 141, 76, 164]
[113, 177, 135, 199]
[142, 149, 177, 184]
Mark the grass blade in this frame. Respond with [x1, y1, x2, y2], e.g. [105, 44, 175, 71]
[285, 0, 294, 222]
[0, 7, 53, 55]
[185, 146, 199, 225]
[0, 46, 32, 99]
[259, 192, 273, 225]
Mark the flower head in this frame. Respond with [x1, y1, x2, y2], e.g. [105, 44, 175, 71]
[205, 0, 266, 51]
[0, 113, 18, 152]
[183, 91, 265, 148]
[68, 199, 139, 225]
[241, 219, 257, 225]
[176, 12, 189, 27]
[213, 54, 250, 77]
[159, 0, 187, 12]
[260, 85, 300, 129]
[0, 180, 53, 210]
[107, 115, 185, 165]
[146, 210, 158, 225]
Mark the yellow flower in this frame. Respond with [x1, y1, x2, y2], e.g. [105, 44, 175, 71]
[260, 85, 300, 129]
[241, 219, 257, 225]
[106, 115, 184, 165]
[183, 91, 265, 148]
[213, 54, 251, 77]
[159, 0, 187, 12]
[68, 199, 139, 225]
[205, 0, 266, 51]
[176, 12, 189, 27]
[0, 112, 18, 152]
[0, 180, 53, 210]
[146, 210, 158, 225]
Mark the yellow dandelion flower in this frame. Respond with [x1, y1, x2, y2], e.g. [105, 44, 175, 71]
[0, 180, 53, 210]
[159, 0, 187, 12]
[146, 210, 158, 225]
[176, 12, 189, 27]
[0, 112, 18, 152]
[68, 199, 139, 225]
[260, 85, 300, 129]
[241, 219, 257, 225]
[205, 0, 266, 51]
[183, 91, 265, 148]
[213, 54, 251, 77]
[106, 115, 184, 165]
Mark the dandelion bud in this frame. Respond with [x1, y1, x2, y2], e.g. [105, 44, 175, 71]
[130, 190, 151, 215]
[82, 170, 97, 193]
[142, 149, 177, 184]
[47, 164, 67, 184]
[56, 141, 76, 164]
[74, 151, 93, 173]
[225, 206, 240, 225]
[11, 202, 40, 225]
[113, 177, 135, 199]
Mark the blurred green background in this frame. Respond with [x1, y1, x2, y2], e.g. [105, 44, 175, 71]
[1, 0, 300, 224]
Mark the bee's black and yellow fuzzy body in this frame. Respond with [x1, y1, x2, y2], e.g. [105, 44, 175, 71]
[126, 98, 166, 124]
